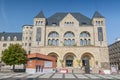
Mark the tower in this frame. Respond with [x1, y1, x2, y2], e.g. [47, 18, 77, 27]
[92, 11, 110, 69]
[32, 11, 46, 47]
[92, 11, 107, 47]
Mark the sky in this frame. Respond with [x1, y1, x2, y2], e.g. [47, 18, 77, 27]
[0, 0, 120, 45]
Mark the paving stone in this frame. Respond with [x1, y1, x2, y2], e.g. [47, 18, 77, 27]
[85, 74, 100, 79]
[105, 74, 120, 79]
[52, 73, 63, 78]
[14, 73, 30, 78]
[75, 74, 89, 79]
[0, 72, 120, 79]
[27, 74, 41, 78]
[65, 74, 75, 78]
[39, 73, 53, 78]
[95, 74, 114, 79]
[0, 75, 12, 79]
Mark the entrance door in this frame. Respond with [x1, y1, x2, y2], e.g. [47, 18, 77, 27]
[82, 57, 90, 73]
[66, 55, 73, 67]
[66, 60, 73, 67]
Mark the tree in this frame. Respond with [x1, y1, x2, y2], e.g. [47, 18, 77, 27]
[2, 44, 27, 71]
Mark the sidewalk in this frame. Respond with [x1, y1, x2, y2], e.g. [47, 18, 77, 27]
[0, 72, 120, 80]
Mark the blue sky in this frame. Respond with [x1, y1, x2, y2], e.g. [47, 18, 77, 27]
[0, 0, 120, 44]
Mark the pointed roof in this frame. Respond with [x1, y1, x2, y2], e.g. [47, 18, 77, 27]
[35, 11, 45, 18]
[93, 11, 104, 18]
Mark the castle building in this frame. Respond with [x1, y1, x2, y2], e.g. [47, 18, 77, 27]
[0, 11, 110, 73]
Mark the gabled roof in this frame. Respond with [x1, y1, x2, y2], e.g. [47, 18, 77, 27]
[47, 13, 67, 26]
[93, 11, 104, 18]
[70, 13, 92, 25]
[0, 32, 22, 41]
[46, 12, 92, 26]
[34, 11, 45, 18]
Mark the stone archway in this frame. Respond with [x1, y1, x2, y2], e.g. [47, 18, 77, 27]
[81, 53, 94, 73]
[48, 52, 59, 61]
[81, 53, 94, 67]
[48, 52, 59, 67]
[63, 53, 76, 67]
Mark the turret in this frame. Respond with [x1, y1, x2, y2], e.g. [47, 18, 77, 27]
[92, 11, 107, 47]
[92, 11, 105, 26]
[34, 11, 46, 26]
[32, 11, 46, 47]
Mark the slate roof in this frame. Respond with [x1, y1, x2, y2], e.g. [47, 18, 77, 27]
[46, 12, 92, 26]
[35, 11, 104, 26]
[34, 11, 45, 18]
[0, 32, 22, 41]
[93, 11, 104, 18]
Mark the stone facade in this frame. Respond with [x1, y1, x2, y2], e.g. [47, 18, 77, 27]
[0, 11, 110, 73]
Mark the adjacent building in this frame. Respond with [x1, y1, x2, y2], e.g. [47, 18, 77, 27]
[0, 11, 110, 73]
[108, 39, 120, 70]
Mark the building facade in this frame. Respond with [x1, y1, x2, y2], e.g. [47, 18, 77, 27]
[108, 40, 120, 70]
[0, 11, 110, 73]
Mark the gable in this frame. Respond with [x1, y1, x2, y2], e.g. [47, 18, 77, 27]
[60, 13, 79, 27]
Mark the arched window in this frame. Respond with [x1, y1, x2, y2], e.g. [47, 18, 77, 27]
[1, 36, 4, 41]
[71, 39, 75, 45]
[36, 21, 44, 26]
[64, 31, 75, 46]
[87, 39, 91, 45]
[52, 39, 56, 46]
[56, 39, 59, 46]
[64, 31, 75, 37]
[64, 39, 67, 45]
[48, 31, 59, 46]
[80, 31, 90, 37]
[48, 39, 52, 45]
[48, 31, 59, 37]
[84, 39, 87, 46]
[80, 39, 83, 46]
[80, 31, 91, 46]
[68, 39, 71, 46]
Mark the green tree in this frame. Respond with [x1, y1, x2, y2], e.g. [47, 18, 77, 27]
[2, 44, 27, 71]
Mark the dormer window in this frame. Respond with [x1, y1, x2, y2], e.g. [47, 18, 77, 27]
[1, 36, 4, 41]
[81, 22, 87, 25]
[14, 36, 17, 41]
[7, 36, 11, 41]
[52, 23, 57, 26]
